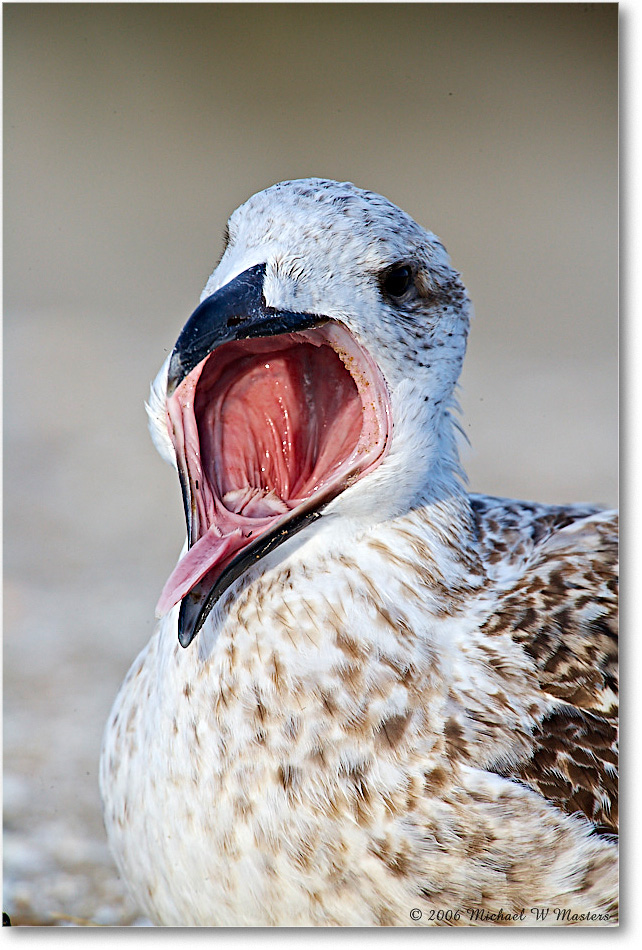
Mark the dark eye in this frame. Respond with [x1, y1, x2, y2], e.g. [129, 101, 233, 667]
[381, 263, 413, 299]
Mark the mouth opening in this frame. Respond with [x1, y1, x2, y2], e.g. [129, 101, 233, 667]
[156, 321, 391, 620]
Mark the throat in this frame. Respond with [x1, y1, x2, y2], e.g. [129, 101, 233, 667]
[195, 341, 363, 511]
[222, 486, 290, 518]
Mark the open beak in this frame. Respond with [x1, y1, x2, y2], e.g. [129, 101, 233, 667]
[158, 262, 391, 648]
[166, 263, 328, 395]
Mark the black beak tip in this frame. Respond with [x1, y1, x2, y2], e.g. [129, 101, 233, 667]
[177, 607, 198, 649]
[178, 626, 196, 649]
[177, 592, 208, 649]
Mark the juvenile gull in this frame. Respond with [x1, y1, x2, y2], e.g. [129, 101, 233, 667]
[100, 179, 618, 926]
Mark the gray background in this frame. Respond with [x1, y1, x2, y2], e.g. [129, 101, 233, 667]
[3, 3, 617, 926]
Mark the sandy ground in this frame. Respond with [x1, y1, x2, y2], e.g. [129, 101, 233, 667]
[3, 310, 175, 926]
[3, 4, 618, 927]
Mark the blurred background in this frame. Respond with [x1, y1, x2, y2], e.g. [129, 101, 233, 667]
[3, 2, 617, 926]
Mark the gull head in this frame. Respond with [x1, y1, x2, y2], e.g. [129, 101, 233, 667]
[148, 178, 471, 646]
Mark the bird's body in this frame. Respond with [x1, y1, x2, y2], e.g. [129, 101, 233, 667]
[100, 179, 617, 926]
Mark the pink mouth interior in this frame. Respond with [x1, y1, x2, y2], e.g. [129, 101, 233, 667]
[156, 323, 391, 617]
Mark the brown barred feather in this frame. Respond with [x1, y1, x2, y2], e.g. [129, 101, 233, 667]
[471, 496, 618, 836]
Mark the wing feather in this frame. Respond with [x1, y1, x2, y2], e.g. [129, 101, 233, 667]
[471, 496, 618, 835]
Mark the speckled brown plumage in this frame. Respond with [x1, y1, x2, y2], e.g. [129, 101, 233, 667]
[470, 497, 618, 836]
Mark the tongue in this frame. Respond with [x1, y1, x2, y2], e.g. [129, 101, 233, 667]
[156, 528, 244, 617]
[155, 498, 286, 617]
